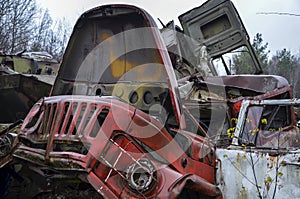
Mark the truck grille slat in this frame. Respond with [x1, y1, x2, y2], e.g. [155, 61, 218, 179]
[57, 102, 70, 135]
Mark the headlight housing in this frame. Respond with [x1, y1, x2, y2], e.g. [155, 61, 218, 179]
[126, 159, 157, 193]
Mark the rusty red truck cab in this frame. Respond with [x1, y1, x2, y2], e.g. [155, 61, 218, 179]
[3, 4, 221, 199]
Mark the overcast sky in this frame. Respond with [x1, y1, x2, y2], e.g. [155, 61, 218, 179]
[36, 0, 300, 56]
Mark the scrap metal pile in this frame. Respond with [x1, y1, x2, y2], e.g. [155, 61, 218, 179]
[0, 51, 58, 123]
[0, 0, 299, 198]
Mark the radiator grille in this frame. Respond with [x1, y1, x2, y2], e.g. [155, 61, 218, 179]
[38, 99, 109, 139]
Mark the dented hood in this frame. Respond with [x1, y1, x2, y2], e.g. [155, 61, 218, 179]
[51, 4, 183, 126]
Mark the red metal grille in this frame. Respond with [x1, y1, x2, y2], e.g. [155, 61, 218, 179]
[38, 98, 109, 139]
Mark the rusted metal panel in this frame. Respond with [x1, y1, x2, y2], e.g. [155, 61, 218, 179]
[204, 75, 290, 93]
[16, 94, 219, 198]
[52, 4, 184, 128]
[0, 51, 57, 123]
[0, 74, 53, 123]
[179, 0, 262, 74]
[217, 99, 300, 198]
[216, 148, 300, 199]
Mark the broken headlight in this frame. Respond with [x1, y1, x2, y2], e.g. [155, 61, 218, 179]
[126, 159, 157, 193]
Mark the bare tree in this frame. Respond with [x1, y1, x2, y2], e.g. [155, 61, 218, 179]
[31, 9, 53, 51]
[0, 0, 71, 61]
[0, 0, 38, 53]
[31, 11, 71, 61]
[46, 17, 71, 61]
[0, 1, 14, 52]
